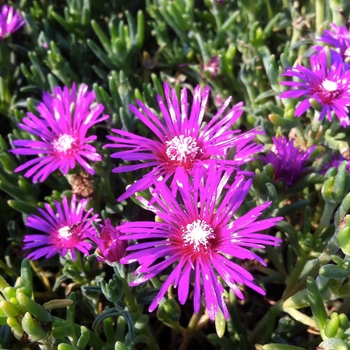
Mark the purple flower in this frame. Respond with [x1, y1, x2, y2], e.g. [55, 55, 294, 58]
[118, 166, 282, 320]
[90, 219, 128, 265]
[23, 195, 99, 260]
[10, 84, 109, 182]
[280, 50, 350, 127]
[105, 83, 263, 201]
[202, 56, 220, 78]
[321, 152, 350, 174]
[0, 5, 25, 40]
[316, 23, 350, 59]
[261, 136, 315, 186]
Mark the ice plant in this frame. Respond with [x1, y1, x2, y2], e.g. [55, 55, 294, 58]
[90, 219, 127, 265]
[280, 50, 350, 127]
[10, 83, 109, 182]
[261, 136, 315, 186]
[118, 166, 282, 320]
[23, 195, 99, 260]
[0, 5, 25, 40]
[316, 23, 350, 59]
[105, 83, 263, 201]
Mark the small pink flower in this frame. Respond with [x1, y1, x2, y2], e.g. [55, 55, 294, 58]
[316, 23, 350, 59]
[261, 136, 315, 186]
[23, 195, 100, 260]
[10, 83, 109, 182]
[91, 219, 128, 265]
[0, 5, 25, 40]
[280, 50, 350, 127]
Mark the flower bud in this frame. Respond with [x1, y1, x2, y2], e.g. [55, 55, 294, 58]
[92, 219, 127, 265]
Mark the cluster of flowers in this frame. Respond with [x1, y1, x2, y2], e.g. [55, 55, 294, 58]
[3, 4, 285, 320]
[5, 4, 349, 319]
[12, 80, 283, 320]
[263, 22, 350, 185]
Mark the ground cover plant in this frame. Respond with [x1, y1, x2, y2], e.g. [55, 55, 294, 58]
[1, 0, 350, 349]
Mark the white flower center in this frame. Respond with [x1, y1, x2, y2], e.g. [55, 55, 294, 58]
[322, 79, 338, 92]
[166, 135, 199, 166]
[182, 220, 215, 251]
[52, 134, 76, 154]
[58, 226, 73, 239]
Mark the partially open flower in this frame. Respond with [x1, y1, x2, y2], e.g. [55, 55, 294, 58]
[316, 23, 350, 60]
[91, 219, 127, 265]
[321, 152, 350, 174]
[261, 136, 315, 186]
[0, 5, 25, 40]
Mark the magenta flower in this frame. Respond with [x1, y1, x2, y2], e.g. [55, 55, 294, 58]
[90, 219, 128, 265]
[118, 166, 282, 320]
[105, 83, 263, 201]
[316, 23, 350, 59]
[321, 152, 350, 174]
[23, 195, 100, 260]
[280, 50, 350, 127]
[0, 5, 25, 40]
[261, 136, 315, 186]
[10, 84, 109, 182]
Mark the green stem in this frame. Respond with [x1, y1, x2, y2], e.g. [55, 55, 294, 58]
[307, 111, 322, 147]
[178, 309, 205, 350]
[186, 310, 203, 335]
[282, 231, 340, 299]
[114, 266, 138, 315]
[329, 0, 342, 26]
[143, 325, 160, 350]
[121, 277, 138, 314]
[294, 121, 308, 147]
[282, 254, 310, 300]
[248, 302, 282, 342]
[315, 0, 325, 34]
[265, 246, 287, 277]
